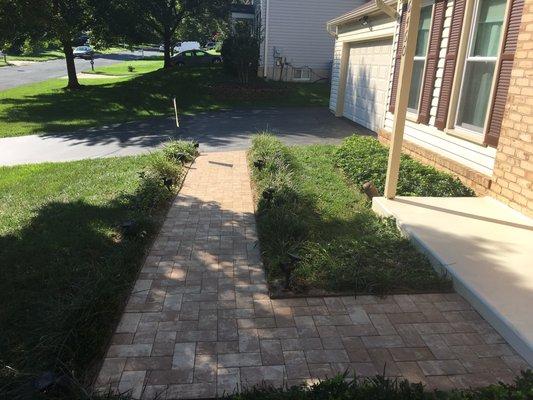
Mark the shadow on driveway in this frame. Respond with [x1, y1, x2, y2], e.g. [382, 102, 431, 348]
[0, 107, 374, 166]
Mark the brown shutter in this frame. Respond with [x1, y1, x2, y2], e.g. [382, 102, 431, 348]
[434, 0, 466, 130]
[417, 0, 447, 124]
[388, 3, 408, 113]
[484, 0, 524, 147]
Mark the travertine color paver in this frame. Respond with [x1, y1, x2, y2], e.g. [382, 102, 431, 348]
[96, 151, 530, 399]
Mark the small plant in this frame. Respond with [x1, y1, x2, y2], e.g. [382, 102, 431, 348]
[127, 65, 135, 72]
[162, 140, 199, 164]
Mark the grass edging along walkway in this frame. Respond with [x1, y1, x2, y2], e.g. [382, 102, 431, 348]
[229, 371, 533, 400]
[0, 65, 330, 138]
[0, 141, 197, 399]
[248, 134, 463, 297]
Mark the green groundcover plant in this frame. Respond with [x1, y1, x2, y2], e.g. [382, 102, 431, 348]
[335, 136, 475, 197]
[248, 134, 452, 294]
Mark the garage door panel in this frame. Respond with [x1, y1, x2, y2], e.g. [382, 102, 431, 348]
[343, 38, 392, 132]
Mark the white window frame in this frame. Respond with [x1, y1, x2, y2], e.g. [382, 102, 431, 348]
[293, 67, 311, 81]
[407, 0, 435, 117]
[446, 0, 510, 143]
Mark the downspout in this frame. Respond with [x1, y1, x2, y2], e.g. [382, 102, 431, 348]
[263, 0, 270, 78]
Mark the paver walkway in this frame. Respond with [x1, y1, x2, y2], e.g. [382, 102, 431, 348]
[96, 151, 529, 400]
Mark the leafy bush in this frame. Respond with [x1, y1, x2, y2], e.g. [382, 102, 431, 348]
[221, 22, 260, 84]
[335, 136, 475, 197]
[229, 371, 533, 400]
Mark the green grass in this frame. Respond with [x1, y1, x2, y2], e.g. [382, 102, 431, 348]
[249, 135, 451, 295]
[0, 147, 195, 399]
[83, 59, 164, 76]
[0, 65, 330, 138]
[5, 50, 65, 62]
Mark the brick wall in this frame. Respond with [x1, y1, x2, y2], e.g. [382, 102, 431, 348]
[490, 0, 533, 217]
[377, 129, 492, 195]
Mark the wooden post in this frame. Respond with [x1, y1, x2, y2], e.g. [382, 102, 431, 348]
[384, 0, 421, 199]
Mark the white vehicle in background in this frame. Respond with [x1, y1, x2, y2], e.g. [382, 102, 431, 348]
[173, 41, 200, 54]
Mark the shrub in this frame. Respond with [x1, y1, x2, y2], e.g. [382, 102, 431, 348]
[335, 136, 475, 197]
[161, 139, 199, 164]
[229, 371, 533, 400]
[221, 22, 260, 84]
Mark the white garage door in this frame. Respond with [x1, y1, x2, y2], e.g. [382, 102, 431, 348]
[343, 39, 392, 131]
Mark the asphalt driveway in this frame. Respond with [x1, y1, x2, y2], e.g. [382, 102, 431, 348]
[0, 107, 371, 166]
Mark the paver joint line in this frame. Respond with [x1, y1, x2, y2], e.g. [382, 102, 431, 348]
[95, 151, 529, 399]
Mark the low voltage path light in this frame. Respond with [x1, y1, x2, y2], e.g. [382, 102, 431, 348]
[280, 253, 301, 290]
[253, 159, 265, 170]
[262, 187, 275, 206]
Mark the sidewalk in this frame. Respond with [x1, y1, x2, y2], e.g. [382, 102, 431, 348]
[96, 151, 528, 400]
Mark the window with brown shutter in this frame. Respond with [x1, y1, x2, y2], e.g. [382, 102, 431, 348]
[434, 0, 465, 130]
[484, 0, 524, 147]
[388, 3, 408, 113]
[417, 0, 447, 124]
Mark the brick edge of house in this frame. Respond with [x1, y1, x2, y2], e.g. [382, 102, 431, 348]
[377, 129, 493, 196]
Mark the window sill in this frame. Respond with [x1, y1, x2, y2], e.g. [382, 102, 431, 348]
[445, 128, 487, 147]
[406, 112, 419, 123]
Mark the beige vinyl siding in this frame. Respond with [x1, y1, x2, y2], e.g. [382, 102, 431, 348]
[263, 0, 360, 76]
[383, 0, 497, 176]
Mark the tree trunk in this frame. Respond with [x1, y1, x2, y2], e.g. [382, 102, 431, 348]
[163, 30, 172, 69]
[62, 40, 81, 89]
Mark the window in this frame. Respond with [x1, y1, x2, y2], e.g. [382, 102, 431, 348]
[293, 68, 310, 81]
[194, 51, 207, 57]
[455, 0, 506, 133]
[407, 4, 433, 114]
[184, 51, 194, 57]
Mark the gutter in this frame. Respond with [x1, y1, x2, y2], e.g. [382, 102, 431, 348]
[327, 0, 398, 35]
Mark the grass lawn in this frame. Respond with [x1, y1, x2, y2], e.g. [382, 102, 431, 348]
[0, 65, 330, 138]
[0, 145, 195, 398]
[84, 59, 164, 76]
[4, 50, 65, 62]
[249, 135, 452, 295]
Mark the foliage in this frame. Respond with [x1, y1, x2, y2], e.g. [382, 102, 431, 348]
[221, 22, 260, 84]
[0, 143, 196, 399]
[0, 65, 330, 138]
[161, 139, 199, 163]
[335, 136, 475, 197]
[248, 135, 451, 294]
[229, 371, 533, 400]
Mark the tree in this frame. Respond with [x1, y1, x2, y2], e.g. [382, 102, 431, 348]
[0, 0, 115, 89]
[140, 0, 231, 68]
[221, 22, 259, 84]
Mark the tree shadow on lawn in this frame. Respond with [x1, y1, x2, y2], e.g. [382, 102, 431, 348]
[0, 68, 228, 137]
[0, 180, 174, 398]
[1, 66, 328, 139]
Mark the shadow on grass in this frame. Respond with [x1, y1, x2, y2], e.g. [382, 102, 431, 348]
[0, 177, 175, 399]
[1, 66, 330, 138]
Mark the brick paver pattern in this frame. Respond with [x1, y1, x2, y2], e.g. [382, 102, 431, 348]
[96, 151, 529, 399]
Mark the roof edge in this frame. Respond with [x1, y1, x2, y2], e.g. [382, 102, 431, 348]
[327, 0, 398, 28]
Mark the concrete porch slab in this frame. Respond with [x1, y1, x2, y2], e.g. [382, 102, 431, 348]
[372, 196, 533, 366]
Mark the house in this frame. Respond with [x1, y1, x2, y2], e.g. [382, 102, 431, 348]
[328, 0, 532, 217]
[230, 4, 256, 33]
[254, 0, 364, 81]
[328, 0, 533, 366]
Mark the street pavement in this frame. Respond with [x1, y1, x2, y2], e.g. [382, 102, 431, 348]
[0, 107, 371, 166]
[0, 50, 160, 91]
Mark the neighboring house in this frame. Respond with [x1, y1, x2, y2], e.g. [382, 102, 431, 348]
[328, 0, 532, 217]
[230, 4, 256, 33]
[255, 0, 363, 81]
